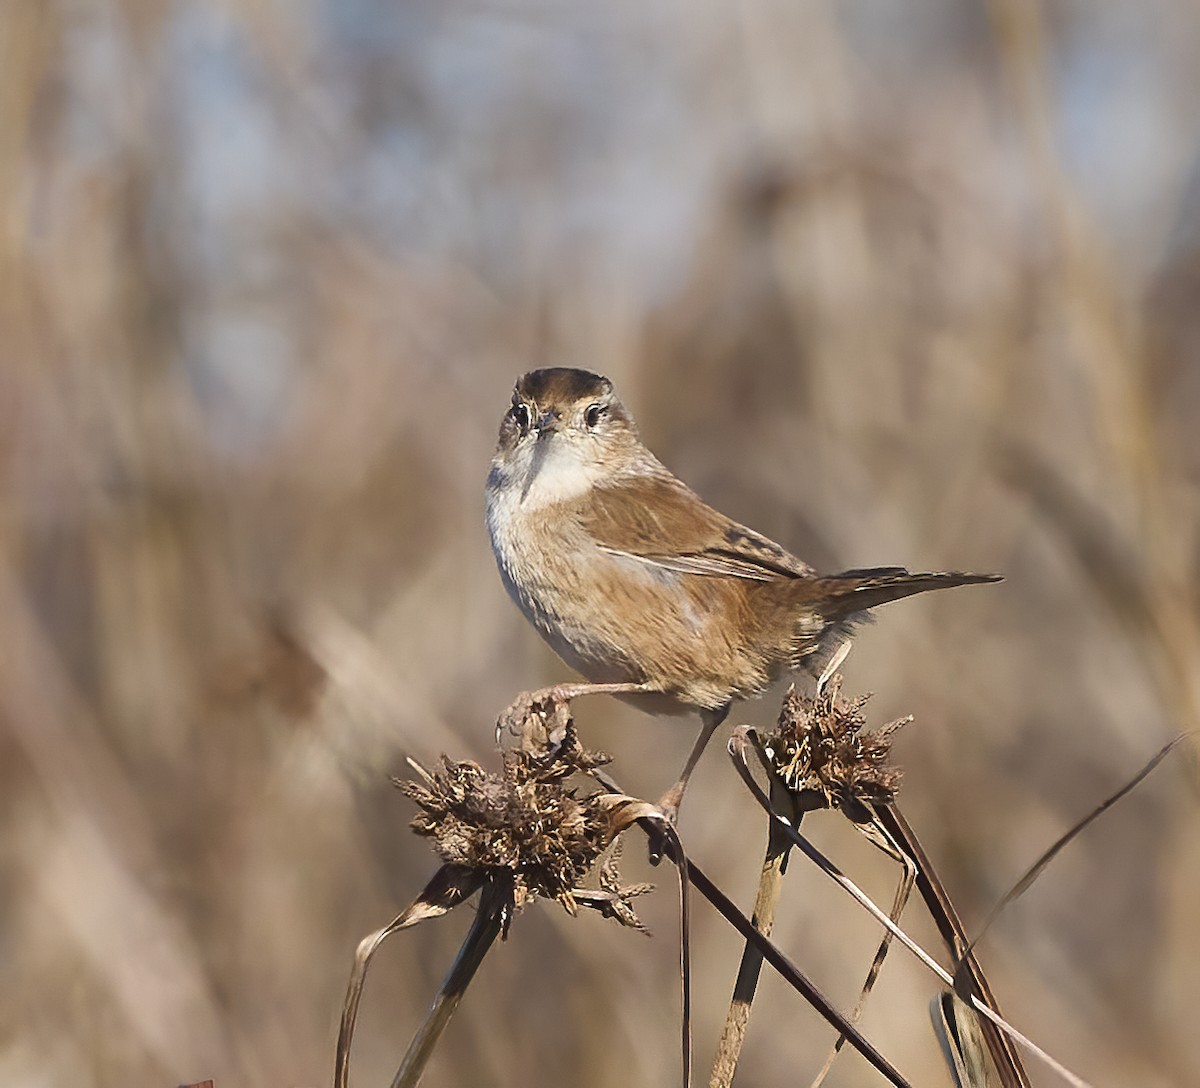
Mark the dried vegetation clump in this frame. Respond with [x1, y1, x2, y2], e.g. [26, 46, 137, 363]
[398, 717, 648, 923]
[767, 677, 909, 817]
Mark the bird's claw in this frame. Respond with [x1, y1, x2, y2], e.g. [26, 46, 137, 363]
[494, 686, 574, 751]
[646, 788, 682, 866]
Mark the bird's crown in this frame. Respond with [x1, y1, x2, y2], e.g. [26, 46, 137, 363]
[515, 368, 613, 407]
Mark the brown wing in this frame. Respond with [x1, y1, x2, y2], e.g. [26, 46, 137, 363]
[581, 475, 815, 581]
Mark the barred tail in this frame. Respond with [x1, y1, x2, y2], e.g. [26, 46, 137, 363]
[812, 568, 1002, 620]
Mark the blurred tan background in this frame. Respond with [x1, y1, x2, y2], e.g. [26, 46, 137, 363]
[3, 1, 1199, 1085]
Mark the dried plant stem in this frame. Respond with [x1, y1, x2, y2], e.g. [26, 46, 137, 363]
[390, 881, 507, 1088]
[874, 804, 1031, 1088]
[589, 766, 909, 1086]
[809, 815, 916, 1088]
[686, 856, 911, 1088]
[709, 778, 795, 1088]
[727, 744, 1089, 1087]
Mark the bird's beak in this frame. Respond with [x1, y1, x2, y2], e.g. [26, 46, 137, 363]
[521, 423, 554, 501]
[520, 409, 560, 502]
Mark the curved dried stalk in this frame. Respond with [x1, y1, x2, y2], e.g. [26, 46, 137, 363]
[955, 734, 1189, 971]
[727, 736, 1090, 1088]
[589, 765, 911, 1088]
[335, 865, 484, 1088]
[873, 804, 1029, 1088]
[597, 794, 695, 1088]
[685, 858, 912, 1088]
[390, 880, 508, 1088]
[808, 809, 917, 1088]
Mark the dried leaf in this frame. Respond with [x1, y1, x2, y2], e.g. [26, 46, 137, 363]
[933, 992, 1003, 1088]
[334, 864, 484, 1088]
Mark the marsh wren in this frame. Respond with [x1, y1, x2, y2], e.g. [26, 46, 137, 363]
[486, 368, 999, 820]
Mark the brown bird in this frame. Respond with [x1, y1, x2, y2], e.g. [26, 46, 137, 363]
[486, 367, 999, 820]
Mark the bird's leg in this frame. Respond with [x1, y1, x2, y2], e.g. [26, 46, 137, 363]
[495, 681, 656, 743]
[646, 705, 731, 865]
[655, 704, 731, 825]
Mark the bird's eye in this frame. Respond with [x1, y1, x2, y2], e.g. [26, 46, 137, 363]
[584, 403, 605, 428]
[512, 402, 531, 431]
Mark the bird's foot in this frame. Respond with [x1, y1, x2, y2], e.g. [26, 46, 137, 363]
[655, 782, 684, 828]
[494, 685, 575, 747]
[647, 783, 684, 866]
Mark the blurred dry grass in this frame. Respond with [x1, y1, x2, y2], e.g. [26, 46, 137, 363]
[2, 1, 1199, 1085]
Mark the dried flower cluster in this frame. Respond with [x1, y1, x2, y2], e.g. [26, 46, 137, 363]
[767, 676, 909, 818]
[397, 715, 650, 926]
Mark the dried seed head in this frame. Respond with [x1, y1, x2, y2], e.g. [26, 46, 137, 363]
[767, 676, 908, 815]
[573, 838, 655, 933]
[397, 714, 648, 926]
